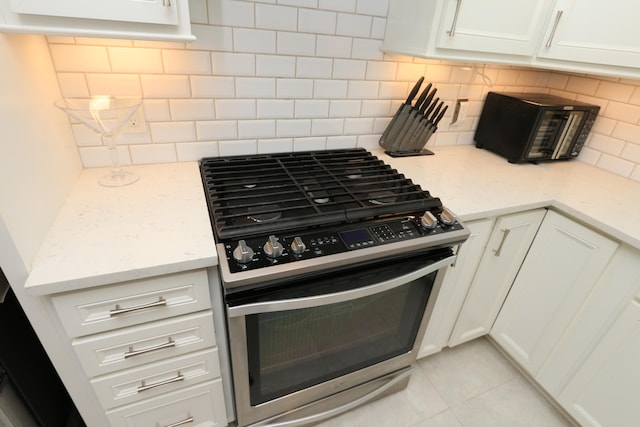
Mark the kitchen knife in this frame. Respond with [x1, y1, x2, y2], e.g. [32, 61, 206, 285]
[420, 103, 449, 150]
[413, 101, 445, 150]
[379, 77, 424, 151]
[394, 84, 434, 151]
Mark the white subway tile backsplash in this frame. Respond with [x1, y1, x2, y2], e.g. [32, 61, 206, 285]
[236, 77, 276, 98]
[295, 100, 330, 118]
[150, 122, 197, 142]
[565, 75, 599, 96]
[396, 63, 426, 82]
[170, 99, 215, 120]
[258, 138, 294, 153]
[86, 74, 142, 97]
[277, 78, 313, 98]
[188, 0, 209, 25]
[630, 167, 640, 183]
[356, 134, 380, 149]
[279, 0, 319, 9]
[293, 136, 327, 151]
[141, 75, 191, 98]
[356, 0, 389, 17]
[143, 100, 171, 121]
[215, 99, 257, 119]
[621, 143, 640, 163]
[218, 139, 258, 156]
[109, 47, 164, 73]
[612, 122, 640, 142]
[176, 141, 219, 161]
[333, 59, 366, 79]
[296, 57, 333, 78]
[372, 117, 390, 133]
[78, 146, 132, 168]
[163, 50, 212, 75]
[188, 24, 233, 51]
[311, 118, 343, 136]
[256, 55, 296, 77]
[336, 13, 371, 38]
[344, 117, 373, 134]
[313, 80, 348, 99]
[212, 52, 256, 76]
[596, 153, 635, 177]
[330, 100, 361, 117]
[57, 73, 90, 98]
[361, 100, 391, 116]
[425, 64, 453, 83]
[350, 38, 384, 60]
[277, 32, 316, 56]
[327, 135, 357, 149]
[365, 61, 397, 81]
[130, 143, 178, 164]
[277, 119, 311, 137]
[49, 45, 111, 72]
[197, 120, 238, 140]
[347, 81, 379, 99]
[256, 4, 298, 31]
[257, 100, 294, 118]
[299, 9, 337, 35]
[370, 17, 386, 39]
[191, 76, 235, 98]
[72, 124, 102, 147]
[595, 80, 634, 102]
[234, 29, 276, 54]
[604, 101, 640, 124]
[238, 120, 276, 139]
[319, 0, 355, 13]
[378, 81, 408, 100]
[316, 35, 352, 59]
[208, 0, 255, 27]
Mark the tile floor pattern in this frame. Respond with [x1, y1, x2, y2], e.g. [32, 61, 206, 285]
[314, 338, 573, 427]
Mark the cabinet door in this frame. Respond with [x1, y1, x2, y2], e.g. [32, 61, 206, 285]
[448, 209, 546, 347]
[490, 211, 618, 375]
[418, 218, 494, 358]
[558, 299, 640, 427]
[539, 0, 640, 69]
[9, 0, 178, 25]
[436, 0, 553, 56]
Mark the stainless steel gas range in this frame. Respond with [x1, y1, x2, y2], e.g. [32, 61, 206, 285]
[200, 148, 469, 427]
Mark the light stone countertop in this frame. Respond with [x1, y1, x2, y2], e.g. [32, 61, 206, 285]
[377, 145, 640, 249]
[24, 146, 640, 296]
[25, 162, 217, 296]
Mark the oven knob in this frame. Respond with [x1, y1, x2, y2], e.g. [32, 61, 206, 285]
[233, 240, 254, 264]
[439, 207, 457, 226]
[263, 235, 284, 258]
[420, 211, 438, 229]
[290, 236, 306, 255]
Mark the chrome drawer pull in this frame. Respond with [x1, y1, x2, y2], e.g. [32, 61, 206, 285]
[162, 0, 172, 6]
[157, 414, 194, 427]
[124, 337, 175, 359]
[109, 297, 167, 317]
[493, 229, 511, 257]
[138, 371, 184, 393]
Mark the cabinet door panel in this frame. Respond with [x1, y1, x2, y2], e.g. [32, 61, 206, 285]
[448, 209, 546, 346]
[558, 299, 640, 427]
[490, 211, 618, 374]
[436, 0, 553, 56]
[539, 0, 640, 68]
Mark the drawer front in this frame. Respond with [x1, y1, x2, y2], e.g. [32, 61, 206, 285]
[92, 348, 221, 410]
[106, 379, 227, 427]
[74, 311, 216, 377]
[52, 270, 211, 338]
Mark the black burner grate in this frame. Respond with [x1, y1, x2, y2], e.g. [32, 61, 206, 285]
[200, 148, 441, 240]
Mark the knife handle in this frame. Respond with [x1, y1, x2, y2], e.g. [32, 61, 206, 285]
[405, 76, 424, 104]
[419, 88, 437, 114]
[414, 83, 432, 110]
[424, 97, 440, 118]
[434, 105, 448, 126]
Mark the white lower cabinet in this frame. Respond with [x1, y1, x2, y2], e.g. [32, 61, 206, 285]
[51, 269, 227, 427]
[419, 218, 494, 358]
[490, 210, 618, 374]
[448, 209, 546, 347]
[557, 297, 640, 427]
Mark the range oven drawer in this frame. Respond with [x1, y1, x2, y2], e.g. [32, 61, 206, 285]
[91, 348, 221, 411]
[73, 311, 217, 377]
[51, 270, 211, 338]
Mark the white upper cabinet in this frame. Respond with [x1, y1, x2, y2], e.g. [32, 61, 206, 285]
[436, 0, 553, 56]
[0, 0, 194, 41]
[538, 0, 640, 69]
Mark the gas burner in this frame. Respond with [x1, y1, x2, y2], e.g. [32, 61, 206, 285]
[247, 205, 282, 223]
[345, 169, 362, 179]
[368, 191, 398, 205]
[241, 179, 258, 189]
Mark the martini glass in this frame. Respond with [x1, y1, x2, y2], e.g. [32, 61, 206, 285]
[55, 96, 142, 187]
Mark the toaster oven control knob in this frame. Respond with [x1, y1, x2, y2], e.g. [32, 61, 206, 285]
[233, 240, 254, 264]
[263, 235, 284, 258]
[420, 211, 438, 229]
[439, 207, 457, 226]
[290, 236, 306, 255]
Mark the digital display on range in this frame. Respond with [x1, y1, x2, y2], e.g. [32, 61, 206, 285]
[340, 229, 373, 246]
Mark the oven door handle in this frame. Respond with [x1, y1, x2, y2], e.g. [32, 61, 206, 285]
[227, 254, 456, 317]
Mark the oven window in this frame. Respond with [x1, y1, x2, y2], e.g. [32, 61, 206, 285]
[245, 273, 434, 405]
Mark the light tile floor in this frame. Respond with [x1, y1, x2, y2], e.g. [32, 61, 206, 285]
[314, 338, 573, 427]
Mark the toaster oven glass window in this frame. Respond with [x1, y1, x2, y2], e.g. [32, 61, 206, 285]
[529, 111, 566, 158]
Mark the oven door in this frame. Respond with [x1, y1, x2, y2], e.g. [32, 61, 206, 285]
[226, 248, 456, 427]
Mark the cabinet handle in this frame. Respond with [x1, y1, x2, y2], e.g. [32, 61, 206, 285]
[163, 0, 172, 6]
[109, 297, 167, 317]
[156, 414, 194, 427]
[124, 337, 176, 359]
[138, 371, 185, 393]
[447, 0, 463, 37]
[493, 229, 511, 257]
[545, 10, 563, 47]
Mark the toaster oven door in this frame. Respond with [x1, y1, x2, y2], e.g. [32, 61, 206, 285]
[527, 110, 567, 160]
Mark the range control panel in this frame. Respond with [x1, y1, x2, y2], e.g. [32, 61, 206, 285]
[222, 209, 464, 273]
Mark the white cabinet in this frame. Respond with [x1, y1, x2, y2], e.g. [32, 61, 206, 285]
[436, 0, 553, 56]
[490, 210, 618, 375]
[448, 209, 546, 347]
[557, 297, 640, 427]
[538, 0, 640, 69]
[0, 0, 194, 41]
[50, 269, 227, 427]
[419, 217, 494, 358]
